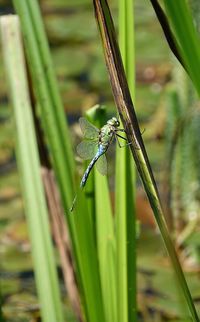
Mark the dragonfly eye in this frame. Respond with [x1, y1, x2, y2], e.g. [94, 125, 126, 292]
[107, 117, 120, 127]
[112, 117, 120, 126]
[113, 118, 120, 127]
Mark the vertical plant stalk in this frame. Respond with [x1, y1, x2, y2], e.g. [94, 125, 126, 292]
[0, 15, 64, 322]
[93, 0, 199, 320]
[86, 106, 117, 322]
[115, 0, 136, 322]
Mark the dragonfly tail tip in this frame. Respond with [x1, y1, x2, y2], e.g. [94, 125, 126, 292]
[69, 195, 77, 213]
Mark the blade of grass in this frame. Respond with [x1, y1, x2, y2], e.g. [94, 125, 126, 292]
[115, 0, 136, 321]
[12, 1, 106, 321]
[93, 0, 199, 320]
[86, 105, 117, 322]
[94, 170, 117, 322]
[163, 0, 200, 96]
[0, 15, 64, 322]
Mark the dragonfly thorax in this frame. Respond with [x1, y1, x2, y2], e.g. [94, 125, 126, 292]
[99, 120, 117, 148]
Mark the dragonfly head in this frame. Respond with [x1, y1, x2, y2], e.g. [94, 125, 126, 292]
[107, 117, 120, 128]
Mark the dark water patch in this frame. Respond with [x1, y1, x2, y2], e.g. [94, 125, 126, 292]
[0, 1, 13, 16]
[0, 155, 16, 175]
[67, 113, 80, 126]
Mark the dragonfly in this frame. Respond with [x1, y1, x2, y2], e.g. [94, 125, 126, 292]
[70, 116, 129, 211]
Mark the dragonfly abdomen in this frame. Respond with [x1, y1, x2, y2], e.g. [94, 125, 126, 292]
[80, 145, 105, 187]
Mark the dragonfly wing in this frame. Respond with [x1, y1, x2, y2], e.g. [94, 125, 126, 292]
[96, 154, 107, 176]
[77, 140, 98, 160]
[79, 117, 99, 139]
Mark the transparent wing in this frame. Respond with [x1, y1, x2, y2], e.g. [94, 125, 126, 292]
[77, 140, 98, 160]
[96, 154, 107, 176]
[79, 117, 99, 139]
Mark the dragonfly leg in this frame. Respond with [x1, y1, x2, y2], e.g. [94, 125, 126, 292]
[115, 133, 132, 148]
[116, 133, 127, 140]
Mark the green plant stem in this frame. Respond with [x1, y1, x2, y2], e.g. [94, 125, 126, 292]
[116, 0, 136, 321]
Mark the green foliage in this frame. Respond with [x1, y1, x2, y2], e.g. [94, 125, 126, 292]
[11, 1, 106, 322]
[5, 0, 138, 321]
[94, 0, 199, 320]
[2, 0, 200, 321]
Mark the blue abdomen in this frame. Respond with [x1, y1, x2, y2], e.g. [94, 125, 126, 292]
[80, 144, 105, 187]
